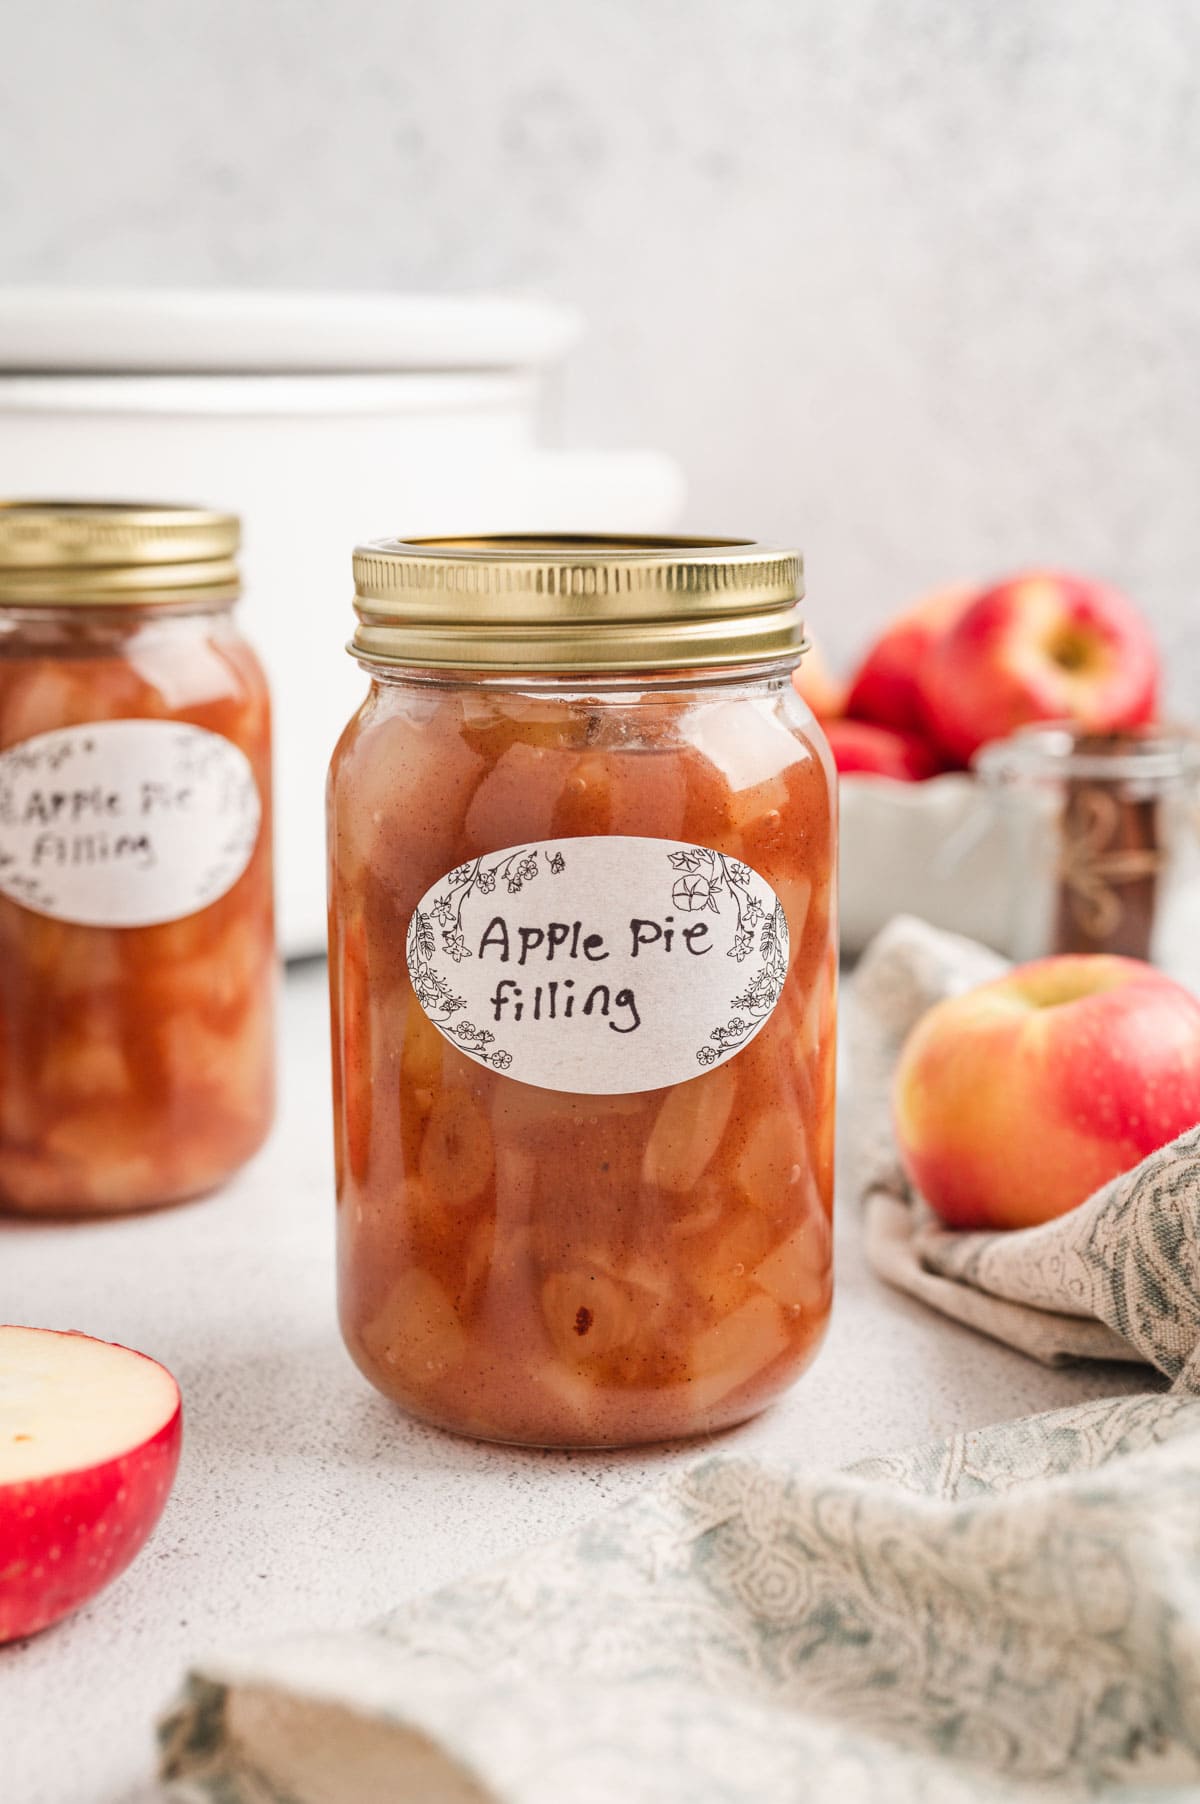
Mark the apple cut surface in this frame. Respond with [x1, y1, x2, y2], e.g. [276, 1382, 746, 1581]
[0, 1325, 182, 1642]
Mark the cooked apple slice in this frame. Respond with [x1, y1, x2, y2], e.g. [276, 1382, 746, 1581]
[0, 1325, 182, 1643]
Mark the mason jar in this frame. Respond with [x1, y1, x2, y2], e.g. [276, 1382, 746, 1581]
[974, 722, 1200, 989]
[328, 536, 836, 1447]
[0, 503, 276, 1215]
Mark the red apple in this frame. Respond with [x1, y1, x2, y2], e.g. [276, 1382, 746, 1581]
[846, 585, 975, 738]
[0, 1325, 182, 1642]
[893, 955, 1200, 1230]
[824, 718, 942, 781]
[919, 572, 1158, 765]
[792, 637, 845, 721]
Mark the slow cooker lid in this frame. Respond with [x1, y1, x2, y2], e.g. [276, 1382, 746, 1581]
[0, 288, 580, 376]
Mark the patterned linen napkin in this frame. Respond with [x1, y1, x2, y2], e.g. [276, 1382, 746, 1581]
[160, 916, 1200, 1804]
[848, 915, 1200, 1386]
[161, 1392, 1200, 1804]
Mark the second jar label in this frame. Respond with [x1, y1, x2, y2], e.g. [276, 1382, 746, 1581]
[0, 719, 262, 928]
[407, 835, 790, 1093]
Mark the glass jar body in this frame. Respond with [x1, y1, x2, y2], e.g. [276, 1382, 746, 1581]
[0, 601, 276, 1215]
[327, 664, 837, 1447]
[975, 724, 1200, 989]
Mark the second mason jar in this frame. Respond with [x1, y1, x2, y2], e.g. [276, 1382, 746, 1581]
[328, 536, 837, 1446]
[0, 503, 276, 1216]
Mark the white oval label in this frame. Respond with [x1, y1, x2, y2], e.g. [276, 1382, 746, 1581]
[407, 836, 790, 1094]
[0, 720, 262, 927]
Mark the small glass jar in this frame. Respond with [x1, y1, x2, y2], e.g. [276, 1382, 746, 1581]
[328, 536, 837, 1447]
[975, 724, 1200, 989]
[0, 503, 276, 1215]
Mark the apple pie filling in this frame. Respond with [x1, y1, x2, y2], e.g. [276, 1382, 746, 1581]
[328, 672, 837, 1446]
[0, 508, 276, 1217]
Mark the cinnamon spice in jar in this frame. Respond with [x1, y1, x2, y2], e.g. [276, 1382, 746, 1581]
[0, 503, 276, 1216]
[327, 536, 837, 1448]
[976, 723, 1200, 982]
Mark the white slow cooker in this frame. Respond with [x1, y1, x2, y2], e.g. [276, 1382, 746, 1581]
[0, 288, 685, 955]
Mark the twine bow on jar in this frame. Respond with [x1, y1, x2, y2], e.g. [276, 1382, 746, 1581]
[1057, 784, 1166, 948]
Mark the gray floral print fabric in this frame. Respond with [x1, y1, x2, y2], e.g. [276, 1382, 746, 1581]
[162, 1393, 1200, 1802]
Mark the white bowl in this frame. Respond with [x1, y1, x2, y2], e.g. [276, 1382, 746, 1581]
[839, 772, 1016, 956]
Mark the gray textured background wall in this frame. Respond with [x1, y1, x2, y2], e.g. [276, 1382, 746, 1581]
[3, 0, 1198, 692]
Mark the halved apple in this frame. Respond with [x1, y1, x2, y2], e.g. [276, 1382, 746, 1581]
[0, 1325, 182, 1643]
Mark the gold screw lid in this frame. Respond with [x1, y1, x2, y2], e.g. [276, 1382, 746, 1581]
[0, 502, 241, 604]
[350, 534, 806, 673]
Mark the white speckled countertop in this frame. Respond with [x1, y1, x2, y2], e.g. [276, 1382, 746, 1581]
[2, 960, 1146, 1804]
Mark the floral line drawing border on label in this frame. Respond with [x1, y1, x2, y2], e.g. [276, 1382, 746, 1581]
[663, 846, 790, 1066]
[406, 846, 566, 1069]
[406, 838, 788, 1084]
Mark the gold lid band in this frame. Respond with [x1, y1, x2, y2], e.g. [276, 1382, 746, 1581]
[351, 535, 805, 672]
[0, 503, 241, 604]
